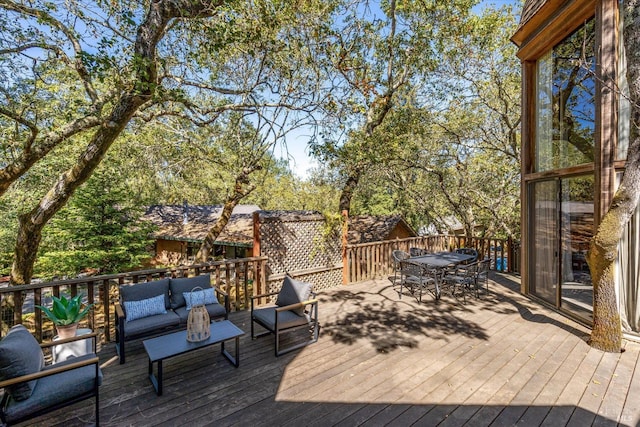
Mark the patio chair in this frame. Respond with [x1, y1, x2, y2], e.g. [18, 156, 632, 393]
[390, 250, 410, 295]
[409, 247, 426, 257]
[399, 260, 438, 302]
[0, 325, 102, 426]
[443, 261, 479, 303]
[470, 258, 491, 298]
[455, 247, 479, 263]
[251, 276, 319, 356]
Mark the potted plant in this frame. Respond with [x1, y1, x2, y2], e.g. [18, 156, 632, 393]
[36, 294, 94, 339]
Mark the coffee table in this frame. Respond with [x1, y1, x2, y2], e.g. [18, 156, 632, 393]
[143, 320, 244, 396]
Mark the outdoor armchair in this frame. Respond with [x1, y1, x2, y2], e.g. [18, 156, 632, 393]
[251, 276, 319, 357]
[0, 325, 101, 426]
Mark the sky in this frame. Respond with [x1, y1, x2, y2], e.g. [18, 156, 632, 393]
[277, 0, 523, 180]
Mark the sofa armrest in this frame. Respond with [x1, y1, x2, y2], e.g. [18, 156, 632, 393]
[0, 355, 99, 389]
[115, 302, 125, 320]
[214, 286, 230, 319]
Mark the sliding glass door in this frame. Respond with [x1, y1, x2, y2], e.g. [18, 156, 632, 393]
[530, 176, 594, 323]
[531, 181, 558, 304]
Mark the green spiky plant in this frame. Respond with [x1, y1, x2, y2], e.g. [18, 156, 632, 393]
[35, 294, 94, 326]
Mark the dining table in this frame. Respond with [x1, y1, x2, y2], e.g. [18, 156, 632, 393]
[406, 251, 477, 299]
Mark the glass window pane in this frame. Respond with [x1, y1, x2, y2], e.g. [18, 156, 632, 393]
[618, 11, 630, 160]
[535, 19, 595, 171]
[560, 175, 594, 321]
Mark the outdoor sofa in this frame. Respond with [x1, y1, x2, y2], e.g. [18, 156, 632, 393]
[115, 274, 229, 363]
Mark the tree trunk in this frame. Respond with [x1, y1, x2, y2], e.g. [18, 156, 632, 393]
[587, 0, 640, 352]
[338, 169, 362, 214]
[195, 170, 256, 262]
[11, 96, 146, 285]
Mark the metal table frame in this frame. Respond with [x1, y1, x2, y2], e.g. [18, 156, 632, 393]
[143, 320, 244, 396]
[407, 252, 476, 299]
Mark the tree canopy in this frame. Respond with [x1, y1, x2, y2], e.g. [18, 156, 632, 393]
[0, 0, 522, 281]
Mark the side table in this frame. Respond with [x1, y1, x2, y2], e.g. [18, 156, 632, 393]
[52, 328, 94, 363]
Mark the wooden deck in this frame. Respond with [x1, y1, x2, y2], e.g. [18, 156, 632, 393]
[25, 274, 640, 426]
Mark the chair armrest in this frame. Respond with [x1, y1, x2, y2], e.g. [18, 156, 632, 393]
[275, 298, 318, 313]
[40, 332, 98, 349]
[0, 356, 99, 389]
[250, 291, 280, 300]
[250, 291, 279, 313]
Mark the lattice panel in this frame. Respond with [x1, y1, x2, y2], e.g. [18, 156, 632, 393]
[258, 212, 341, 276]
[266, 268, 343, 295]
[258, 211, 342, 293]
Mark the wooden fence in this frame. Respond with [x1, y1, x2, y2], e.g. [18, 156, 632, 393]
[344, 235, 519, 284]
[0, 257, 267, 342]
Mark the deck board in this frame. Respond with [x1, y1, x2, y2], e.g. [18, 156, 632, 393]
[19, 273, 640, 427]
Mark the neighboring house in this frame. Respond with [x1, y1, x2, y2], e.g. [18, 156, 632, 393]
[512, 1, 640, 338]
[421, 216, 482, 236]
[347, 215, 417, 244]
[143, 204, 260, 265]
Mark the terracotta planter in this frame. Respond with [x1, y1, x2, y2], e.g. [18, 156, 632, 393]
[56, 323, 79, 339]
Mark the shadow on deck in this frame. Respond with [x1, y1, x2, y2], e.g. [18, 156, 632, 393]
[22, 273, 640, 426]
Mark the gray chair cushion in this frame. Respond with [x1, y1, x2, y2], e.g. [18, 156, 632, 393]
[169, 275, 212, 309]
[3, 353, 101, 423]
[275, 276, 312, 316]
[123, 311, 180, 337]
[120, 278, 170, 309]
[175, 304, 226, 324]
[0, 325, 45, 401]
[253, 306, 310, 330]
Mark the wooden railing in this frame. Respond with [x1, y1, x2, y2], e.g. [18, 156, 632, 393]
[2, 235, 520, 342]
[0, 257, 268, 342]
[344, 235, 519, 284]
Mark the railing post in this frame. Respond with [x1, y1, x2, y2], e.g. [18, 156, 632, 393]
[341, 210, 349, 285]
[103, 279, 111, 342]
[34, 289, 42, 341]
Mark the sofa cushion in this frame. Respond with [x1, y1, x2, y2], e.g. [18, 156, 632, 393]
[169, 275, 212, 309]
[0, 325, 45, 401]
[123, 311, 180, 337]
[175, 304, 226, 324]
[124, 294, 167, 322]
[120, 278, 170, 309]
[183, 287, 218, 310]
[3, 353, 101, 423]
[275, 276, 312, 316]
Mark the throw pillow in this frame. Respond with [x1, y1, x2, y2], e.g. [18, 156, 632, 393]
[119, 278, 170, 309]
[0, 325, 45, 401]
[275, 276, 312, 316]
[183, 288, 218, 310]
[124, 294, 167, 322]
